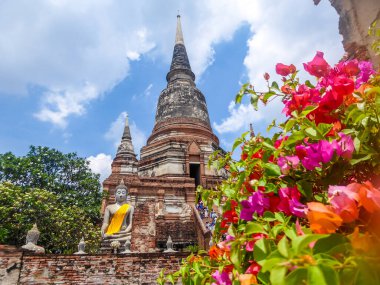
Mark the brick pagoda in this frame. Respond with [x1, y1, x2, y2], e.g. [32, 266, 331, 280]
[102, 15, 226, 252]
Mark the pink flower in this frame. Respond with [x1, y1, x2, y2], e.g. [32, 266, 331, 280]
[303, 51, 330, 77]
[276, 63, 296, 76]
[356, 61, 375, 88]
[339, 59, 360, 76]
[245, 261, 261, 275]
[212, 270, 232, 285]
[277, 155, 300, 174]
[240, 191, 270, 221]
[264, 72, 270, 81]
[282, 84, 319, 116]
[334, 133, 354, 159]
[296, 140, 335, 170]
[328, 185, 359, 223]
[277, 187, 306, 217]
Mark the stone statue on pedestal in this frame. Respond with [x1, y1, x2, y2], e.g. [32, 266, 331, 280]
[21, 224, 45, 254]
[101, 180, 134, 243]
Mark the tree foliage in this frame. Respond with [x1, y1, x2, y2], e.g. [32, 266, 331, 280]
[0, 146, 102, 222]
[0, 183, 100, 253]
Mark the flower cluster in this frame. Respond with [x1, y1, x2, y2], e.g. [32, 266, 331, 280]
[162, 52, 380, 285]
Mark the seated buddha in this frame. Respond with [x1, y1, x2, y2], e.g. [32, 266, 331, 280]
[101, 180, 134, 242]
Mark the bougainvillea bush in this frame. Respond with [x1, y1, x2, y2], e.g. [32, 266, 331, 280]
[159, 52, 380, 285]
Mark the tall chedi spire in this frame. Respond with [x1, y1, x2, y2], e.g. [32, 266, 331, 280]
[114, 113, 138, 174]
[152, 14, 211, 134]
[139, 15, 220, 178]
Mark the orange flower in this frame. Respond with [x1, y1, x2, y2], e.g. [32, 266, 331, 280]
[188, 255, 202, 263]
[351, 227, 372, 253]
[239, 274, 258, 285]
[306, 202, 343, 233]
[358, 182, 380, 213]
[209, 245, 223, 260]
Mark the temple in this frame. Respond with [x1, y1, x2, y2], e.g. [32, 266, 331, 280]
[101, 15, 226, 252]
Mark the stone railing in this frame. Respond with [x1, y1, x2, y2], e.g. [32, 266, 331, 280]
[192, 205, 212, 250]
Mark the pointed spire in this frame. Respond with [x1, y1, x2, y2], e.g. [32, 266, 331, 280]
[250, 123, 255, 138]
[116, 113, 137, 159]
[175, 15, 184, 45]
[166, 15, 195, 83]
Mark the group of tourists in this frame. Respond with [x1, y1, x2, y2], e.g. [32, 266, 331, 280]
[196, 200, 218, 231]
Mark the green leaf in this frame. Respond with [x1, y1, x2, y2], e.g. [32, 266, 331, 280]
[254, 238, 272, 261]
[232, 137, 244, 152]
[264, 163, 281, 177]
[251, 94, 259, 110]
[308, 265, 339, 285]
[271, 81, 280, 91]
[284, 119, 296, 133]
[230, 241, 242, 271]
[296, 180, 313, 200]
[349, 154, 373, 165]
[299, 105, 318, 117]
[263, 91, 277, 102]
[270, 266, 287, 285]
[292, 234, 324, 254]
[263, 211, 276, 222]
[286, 131, 305, 146]
[260, 256, 286, 272]
[353, 137, 361, 152]
[354, 260, 380, 284]
[317, 123, 333, 137]
[245, 222, 266, 235]
[285, 268, 307, 285]
[313, 234, 349, 254]
[305, 127, 318, 139]
[278, 236, 290, 258]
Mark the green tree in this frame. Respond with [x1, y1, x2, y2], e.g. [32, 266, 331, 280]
[0, 183, 100, 253]
[0, 146, 102, 223]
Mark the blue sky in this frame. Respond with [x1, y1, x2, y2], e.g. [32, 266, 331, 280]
[0, 0, 344, 181]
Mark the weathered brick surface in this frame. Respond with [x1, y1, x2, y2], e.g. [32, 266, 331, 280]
[0, 248, 187, 285]
[0, 245, 22, 285]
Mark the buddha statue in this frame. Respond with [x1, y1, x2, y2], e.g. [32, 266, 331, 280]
[101, 180, 134, 242]
[21, 224, 45, 254]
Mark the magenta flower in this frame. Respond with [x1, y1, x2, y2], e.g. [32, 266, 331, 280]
[334, 132, 354, 159]
[211, 270, 232, 285]
[278, 155, 300, 174]
[277, 187, 306, 217]
[240, 191, 270, 221]
[356, 61, 375, 88]
[296, 140, 334, 170]
[275, 63, 296, 76]
[303, 51, 331, 78]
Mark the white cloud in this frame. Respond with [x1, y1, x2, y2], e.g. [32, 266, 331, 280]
[105, 111, 147, 155]
[212, 0, 344, 134]
[213, 101, 264, 134]
[34, 83, 98, 128]
[0, 0, 343, 130]
[87, 153, 112, 183]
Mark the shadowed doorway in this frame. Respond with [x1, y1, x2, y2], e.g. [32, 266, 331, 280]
[189, 163, 200, 187]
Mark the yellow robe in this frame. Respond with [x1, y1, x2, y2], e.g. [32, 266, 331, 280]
[106, 204, 130, 235]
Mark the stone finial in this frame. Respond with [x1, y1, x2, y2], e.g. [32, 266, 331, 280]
[175, 14, 184, 45]
[250, 123, 255, 138]
[164, 236, 177, 253]
[21, 224, 45, 254]
[74, 237, 87, 255]
[121, 238, 132, 254]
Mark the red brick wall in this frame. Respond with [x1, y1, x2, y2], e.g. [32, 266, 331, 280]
[0, 245, 22, 284]
[0, 247, 188, 285]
